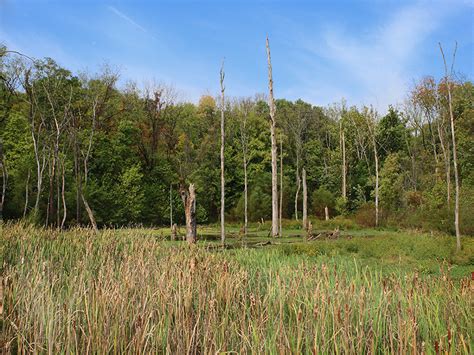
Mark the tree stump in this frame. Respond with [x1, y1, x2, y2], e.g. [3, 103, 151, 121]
[171, 223, 178, 241]
[328, 227, 340, 239]
[306, 220, 313, 240]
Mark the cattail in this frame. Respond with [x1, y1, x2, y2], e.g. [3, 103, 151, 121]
[190, 257, 197, 272]
[249, 293, 256, 308]
[447, 329, 452, 349]
[297, 307, 303, 322]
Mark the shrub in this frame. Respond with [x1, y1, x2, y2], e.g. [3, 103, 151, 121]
[354, 202, 376, 227]
[405, 190, 423, 208]
[379, 153, 404, 212]
[312, 215, 360, 230]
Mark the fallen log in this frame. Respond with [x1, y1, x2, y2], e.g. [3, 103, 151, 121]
[255, 240, 272, 247]
[306, 227, 341, 241]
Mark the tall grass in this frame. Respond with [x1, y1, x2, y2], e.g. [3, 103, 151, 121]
[1, 223, 472, 353]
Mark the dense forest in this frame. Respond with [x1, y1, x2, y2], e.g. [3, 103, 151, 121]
[0, 46, 473, 235]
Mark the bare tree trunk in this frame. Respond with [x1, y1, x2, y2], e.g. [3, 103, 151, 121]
[56, 160, 60, 228]
[295, 156, 300, 221]
[340, 121, 347, 200]
[446, 139, 451, 202]
[440, 42, 461, 250]
[302, 167, 307, 230]
[266, 36, 279, 238]
[279, 133, 283, 237]
[220, 61, 226, 245]
[243, 155, 248, 237]
[81, 192, 98, 232]
[23, 169, 30, 218]
[180, 183, 197, 244]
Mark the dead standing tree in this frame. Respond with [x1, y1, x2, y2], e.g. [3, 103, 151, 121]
[279, 132, 283, 236]
[219, 60, 226, 245]
[266, 36, 279, 238]
[180, 183, 197, 244]
[439, 42, 461, 250]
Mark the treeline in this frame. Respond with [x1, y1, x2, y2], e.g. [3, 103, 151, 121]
[0, 47, 473, 234]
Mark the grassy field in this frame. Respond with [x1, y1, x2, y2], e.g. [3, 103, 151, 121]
[1, 222, 472, 353]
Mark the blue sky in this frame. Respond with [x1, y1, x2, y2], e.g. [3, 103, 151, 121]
[1, 0, 473, 111]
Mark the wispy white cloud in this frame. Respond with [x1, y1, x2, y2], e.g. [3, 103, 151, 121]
[293, 1, 453, 111]
[107, 5, 155, 38]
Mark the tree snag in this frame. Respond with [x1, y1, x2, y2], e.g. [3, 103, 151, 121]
[180, 183, 197, 244]
[266, 36, 279, 238]
[439, 42, 461, 250]
[279, 132, 283, 237]
[220, 60, 226, 245]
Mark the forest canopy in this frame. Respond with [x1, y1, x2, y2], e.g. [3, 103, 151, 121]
[0, 46, 473, 234]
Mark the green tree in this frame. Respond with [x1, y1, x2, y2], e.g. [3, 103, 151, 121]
[379, 153, 404, 212]
[377, 106, 406, 161]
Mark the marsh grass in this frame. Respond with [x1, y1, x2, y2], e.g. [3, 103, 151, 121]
[1, 223, 472, 353]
